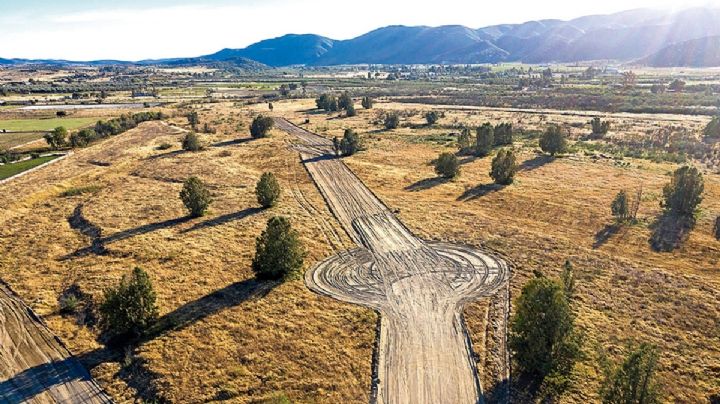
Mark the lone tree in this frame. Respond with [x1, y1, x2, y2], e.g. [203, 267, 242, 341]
[44, 126, 67, 149]
[186, 111, 199, 131]
[256, 172, 281, 208]
[384, 113, 400, 130]
[182, 131, 202, 152]
[490, 149, 518, 185]
[99, 267, 158, 341]
[361, 96, 374, 109]
[425, 111, 439, 125]
[250, 115, 275, 138]
[539, 124, 568, 156]
[703, 116, 720, 139]
[509, 271, 582, 393]
[493, 123, 513, 146]
[590, 117, 611, 136]
[339, 129, 361, 156]
[180, 176, 212, 217]
[600, 343, 660, 404]
[435, 152, 460, 178]
[476, 123, 495, 157]
[662, 166, 704, 217]
[252, 216, 306, 280]
[611, 190, 630, 223]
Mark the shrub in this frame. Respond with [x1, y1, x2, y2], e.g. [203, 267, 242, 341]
[186, 111, 199, 130]
[202, 123, 216, 134]
[661, 166, 703, 217]
[361, 96, 373, 109]
[44, 126, 67, 149]
[539, 124, 568, 156]
[316, 94, 339, 112]
[256, 172, 281, 208]
[434, 152, 460, 178]
[457, 127, 472, 153]
[180, 176, 212, 217]
[252, 216, 306, 280]
[384, 113, 400, 130]
[99, 267, 158, 341]
[703, 116, 720, 139]
[157, 142, 173, 150]
[611, 190, 630, 222]
[475, 122, 494, 157]
[425, 111, 439, 125]
[714, 216, 720, 240]
[494, 123, 513, 146]
[339, 129, 361, 156]
[338, 92, 353, 111]
[346, 103, 357, 117]
[250, 115, 275, 138]
[509, 273, 581, 391]
[600, 343, 660, 404]
[590, 117, 611, 136]
[182, 131, 201, 152]
[490, 149, 517, 185]
[59, 294, 80, 315]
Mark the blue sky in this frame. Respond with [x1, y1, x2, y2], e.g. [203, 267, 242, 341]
[0, 0, 717, 60]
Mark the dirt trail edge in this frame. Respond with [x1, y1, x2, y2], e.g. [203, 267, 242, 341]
[0, 282, 112, 403]
[275, 118, 509, 404]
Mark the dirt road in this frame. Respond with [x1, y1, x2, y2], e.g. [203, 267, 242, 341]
[0, 282, 111, 403]
[275, 118, 509, 404]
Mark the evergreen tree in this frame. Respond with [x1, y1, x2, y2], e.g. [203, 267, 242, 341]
[250, 115, 275, 138]
[662, 166, 704, 217]
[601, 343, 660, 404]
[434, 152, 460, 178]
[180, 177, 212, 217]
[490, 149, 517, 185]
[476, 123, 494, 157]
[99, 267, 158, 341]
[539, 124, 568, 156]
[252, 216, 306, 280]
[256, 172, 281, 208]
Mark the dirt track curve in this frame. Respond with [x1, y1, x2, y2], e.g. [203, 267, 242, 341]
[0, 282, 112, 403]
[275, 118, 509, 404]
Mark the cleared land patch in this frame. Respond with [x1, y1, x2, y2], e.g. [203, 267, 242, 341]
[0, 117, 98, 132]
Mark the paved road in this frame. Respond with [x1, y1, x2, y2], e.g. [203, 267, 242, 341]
[276, 118, 509, 404]
[0, 282, 112, 403]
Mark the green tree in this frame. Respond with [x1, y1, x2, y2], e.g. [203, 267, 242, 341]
[316, 94, 339, 112]
[180, 176, 212, 217]
[69, 128, 97, 148]
[703, 116, 720, 139]
[493, 123, 513, 146]
[252, 216, 306, 280]
[425, 111, 439, 125]
[339, 129, 361, 156]
[662, 166, 704, 217]
[186, 111, 199, 130]
[44, 126, 68, 149]
[434, 152, 460, 178]
[182, 131, 202, 151]
[600, 343, 660, 404]
[251, 115, 275, 138]
[256, 172, 281, 209]
[490, 149, 517, 185]
[346, 103, 357, 117]
[612, 190, 630, 223]
[338, 92, 353, 111]
[591, 117, 611, 136]
[361, 96, 374, 109]
[384, 113, 400, 130]
[475, 123, 494, 157]
[509, 273, 582, 390]
[99, 267, 158, 340]
[539, 124, 568, 156]
[457, 127, 472, 153]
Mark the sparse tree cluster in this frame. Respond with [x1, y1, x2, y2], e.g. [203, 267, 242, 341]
[662, 166, 704, 217]
[252, 216, 306, 280]
[44, 126, 68, 150]
[590, 117, 611, 136]
[317, 92, 356, 116]
[61, 111, 164, 150]
[250, 115, 275, 138]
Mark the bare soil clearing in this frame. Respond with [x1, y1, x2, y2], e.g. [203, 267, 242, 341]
[276, 118, 509, 404]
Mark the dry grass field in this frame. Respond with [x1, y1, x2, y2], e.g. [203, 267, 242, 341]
[272, 98, 720, 402]
[1, 97, 719, 403]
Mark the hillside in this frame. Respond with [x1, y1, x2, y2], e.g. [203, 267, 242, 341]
[642, 35, 720, 67]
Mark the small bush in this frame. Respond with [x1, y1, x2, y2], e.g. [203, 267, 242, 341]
[182, 132, 202, 152]
[425, 111, 439, 125]
[590, 117, 611, 136]
[99, 267, 158, 341]
[157, 142, 173, 150]
[251, 115, 275, 138]
[252, 216, 306, 280]
[490, 149, 517, 185]
[539, 124, 568, 156]
[475, 123, 494, 156]
[384, 113, 400, 130]
[662, 166, 703, 217]
[434, 152, 460, 178]
[361, 96, 373, 109]
[256, 172, 281, 208]
[59, 294, 80, 315]
[180, 176, 212, 217]
[611, 190, 630, 222]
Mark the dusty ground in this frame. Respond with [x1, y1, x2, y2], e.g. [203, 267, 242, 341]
[271, 98, 720, 402]
[0, 111, 375, 403]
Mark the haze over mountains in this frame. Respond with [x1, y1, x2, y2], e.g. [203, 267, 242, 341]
[3, 7, 720, 67]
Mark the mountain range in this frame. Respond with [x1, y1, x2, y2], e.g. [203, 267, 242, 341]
[3, 7, 720, 67]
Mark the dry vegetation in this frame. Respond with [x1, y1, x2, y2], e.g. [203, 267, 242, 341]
[1, 95, 719, 403]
